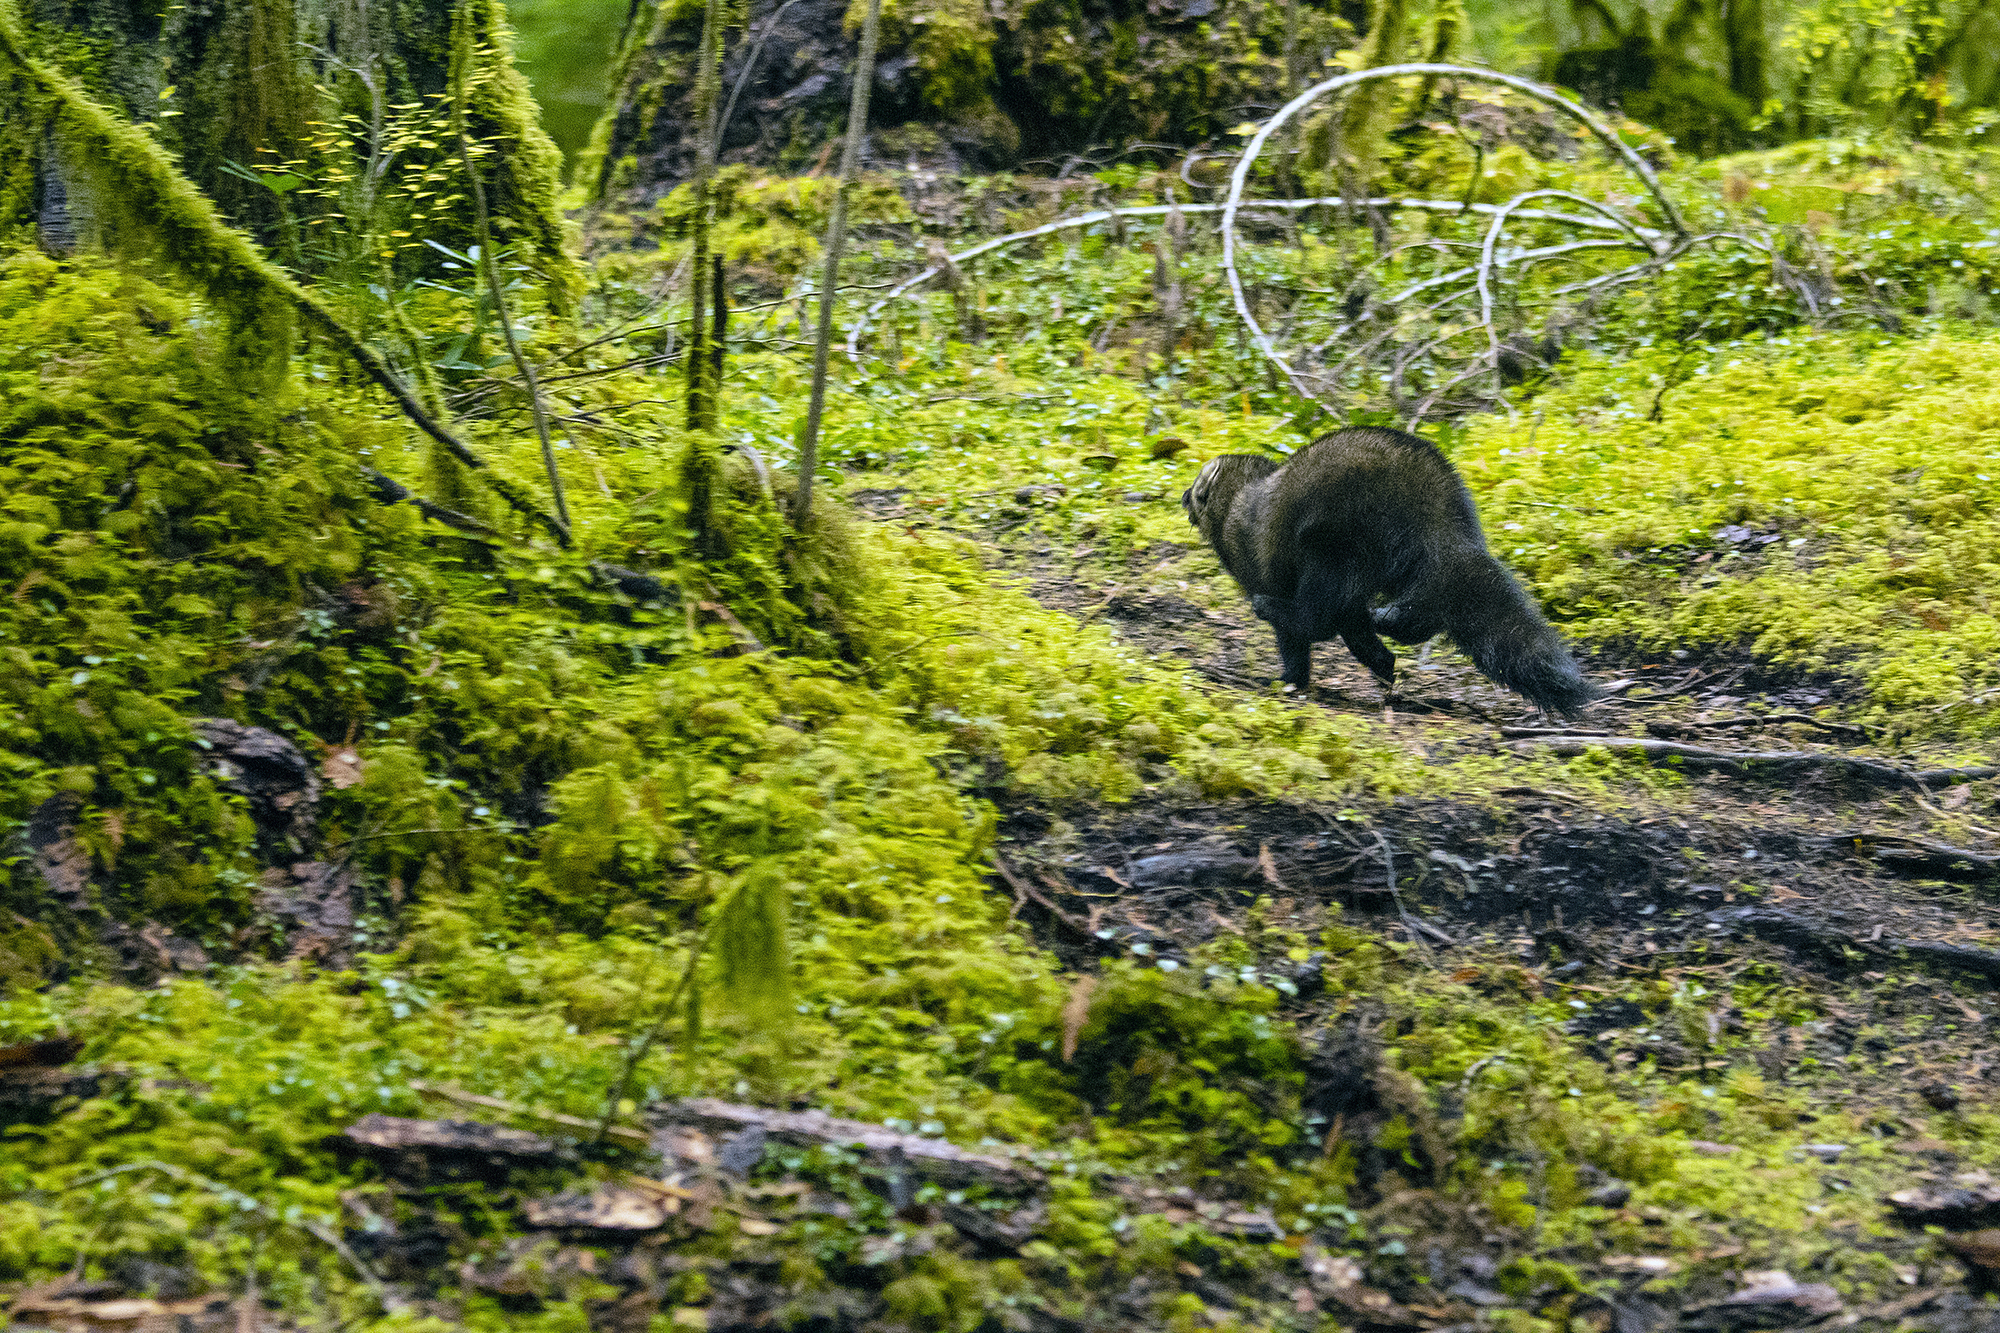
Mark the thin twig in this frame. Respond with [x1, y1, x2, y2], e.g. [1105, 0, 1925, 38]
[1374, 830, 1435, 958]
[595, 908, 719, 1145]
[411, 1080, 651, 1146]
[844, 194, 1656, 361]
[1509, 735, 1999, 789]
[992, 854, 1094, 938]
[1222, 62, 1692, 400]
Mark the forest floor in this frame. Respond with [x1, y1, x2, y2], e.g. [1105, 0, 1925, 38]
[10, 136, 2000, 1333]
[838, 468, 2000, 1329]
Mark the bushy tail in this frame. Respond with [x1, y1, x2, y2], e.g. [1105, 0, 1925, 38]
[1437, 551, 1601, 718]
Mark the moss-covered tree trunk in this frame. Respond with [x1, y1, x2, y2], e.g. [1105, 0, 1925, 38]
[1338, 0, 1408, 184]
[682, 0, 727, 551]
[1721, 0, 1765, 112]
[8, 0, 572, 301]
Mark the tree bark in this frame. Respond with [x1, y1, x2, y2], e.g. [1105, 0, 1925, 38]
[683, 0, 727, 547]
[793, 0, 882, 529]
[14, 0, 570, 300]
[1724, 0, 1765, 111]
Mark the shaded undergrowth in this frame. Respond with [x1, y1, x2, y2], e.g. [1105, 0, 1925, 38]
[1, 133, 1999, 1331]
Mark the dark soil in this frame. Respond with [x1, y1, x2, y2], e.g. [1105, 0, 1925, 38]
[845, 483, 2000, 1324]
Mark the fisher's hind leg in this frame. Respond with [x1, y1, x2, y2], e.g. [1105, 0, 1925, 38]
[1372, 597, 1446, 646]
[1251, 559, 1396, 689]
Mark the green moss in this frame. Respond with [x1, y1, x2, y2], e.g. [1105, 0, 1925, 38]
[5, 127, 2000, 1330]
[862, 0, 996, 117]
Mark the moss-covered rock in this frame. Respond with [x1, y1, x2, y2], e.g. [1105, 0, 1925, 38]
[583, 0, 1356, 211]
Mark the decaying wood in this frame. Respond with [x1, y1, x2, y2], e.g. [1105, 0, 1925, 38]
[652, 1098, 1045, 1191]
[521, 1180, 690, 1231]
[337, 1113, 572, 1166]
[1716, 906, 2000, 984]
[0, 1065, 119, 1123]
[410, 1080, 651, 1148]
[1885, 1179, 2000, 1228]
[1816, 831, 2000, 881]
[1507, 735, 1999, 790]
[0, 1034, 83, 1070]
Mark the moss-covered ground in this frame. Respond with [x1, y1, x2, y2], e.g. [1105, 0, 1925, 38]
[3, 129, 2000, 1332]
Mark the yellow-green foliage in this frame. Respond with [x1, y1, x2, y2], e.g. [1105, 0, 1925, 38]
[1453, 330, 2000, 733]
[7, 130, 2000, 1329]
[0, 254, 388, 927]
[648, 166, 912, 281]
[861, 0, 997, 116]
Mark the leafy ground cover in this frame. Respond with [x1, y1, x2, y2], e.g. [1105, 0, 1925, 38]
[2, 132, 2000, 1333]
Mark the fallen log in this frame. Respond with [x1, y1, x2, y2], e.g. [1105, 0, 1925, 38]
[652, 1098, 1045, 1192]
[1507, 736, 1998, 790]
[1815, 831, 2000, 882]
[335, 1113, 574, 1180]
[1714, 907, 2000, 984]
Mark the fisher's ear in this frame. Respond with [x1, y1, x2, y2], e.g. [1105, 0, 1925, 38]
[1185, 457, 1222, 513]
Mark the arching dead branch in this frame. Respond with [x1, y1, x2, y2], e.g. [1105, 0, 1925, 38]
[1221, 62, 1693, 405]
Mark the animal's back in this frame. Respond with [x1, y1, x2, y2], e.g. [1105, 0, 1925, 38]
[1252, 428, 1483, 595]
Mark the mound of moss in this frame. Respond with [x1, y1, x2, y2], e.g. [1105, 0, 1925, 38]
[582, 0, 1359, 211]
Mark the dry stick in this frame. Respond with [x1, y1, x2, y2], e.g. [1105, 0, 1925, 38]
[1473, 187, 1654, 387]
[844, 195, 1656, 360]
[991, 854, 1093, 938]
[410, 1079, 652, 1146]
[1508, 735, 2000, 790]
[0, 15, 569, 548]
[364, 468, 497, 536]
[1373, 830, 1437, 957]
[1816, 831, 2000, 877]
[451, 12, 570, 536]
[794, 0, 881, 528]
[1222, 62, 1693, 401]
[595, 908, 720, 1145]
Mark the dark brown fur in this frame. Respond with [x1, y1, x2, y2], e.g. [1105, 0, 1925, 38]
[1180, 427, 1599, 716]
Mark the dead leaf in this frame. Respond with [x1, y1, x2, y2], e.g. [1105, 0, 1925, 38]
[324, 747, 364, 790]
[0, 1034, 83, 1070]
[1061, 975, 1098, 1062]
[1258, 843, 1288, 893]
[1604, 1255, 1676, 1274]
[737, 1216, 781, 1236]
[522, 1183, 676, 1231]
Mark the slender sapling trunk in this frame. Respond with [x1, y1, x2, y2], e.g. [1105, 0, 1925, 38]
[793, 0, 882, 528]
